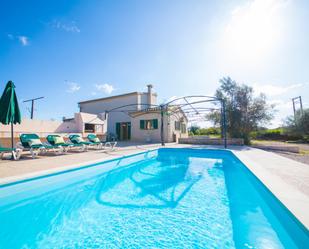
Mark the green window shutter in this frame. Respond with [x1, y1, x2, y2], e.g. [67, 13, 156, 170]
[153, 119, 158, 129]
[116, 123, 121, 139]
[140, 120, 145, 129]
[128, 122, 131, 140]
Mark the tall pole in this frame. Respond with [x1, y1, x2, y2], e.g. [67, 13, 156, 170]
[11, 122, 14, 149]
[292, 96, 303, 120]
[292, 98, 296, 118]
[299, 96, 303, 115]
[222, 99, 227, 149]
[23, 96, 44, 119]
[160, 105, 165, 146]
[31, 100, 34, 119]
[220, 103, 224, 139]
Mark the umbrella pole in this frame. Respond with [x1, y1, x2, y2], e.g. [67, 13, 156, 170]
[11, 123, 14, 159]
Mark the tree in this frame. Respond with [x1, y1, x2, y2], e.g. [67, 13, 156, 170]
[207, 77, 274, 144]
[189, 125, 200, 135]
[285, 109, 309, 137]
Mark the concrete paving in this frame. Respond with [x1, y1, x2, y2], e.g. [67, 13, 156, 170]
[0, 143, 308, 230]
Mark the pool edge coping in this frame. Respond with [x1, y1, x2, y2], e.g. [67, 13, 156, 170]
[0, 149, 158, 188]
[231, 149, 309, 231]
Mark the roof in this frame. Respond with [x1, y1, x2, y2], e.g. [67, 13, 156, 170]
[78, 90, 158, 105]
[130, 107, 160, 117]
[130, 106, 188, 122]
[79, 112, 105, 125]
[79, 91, 158, 105]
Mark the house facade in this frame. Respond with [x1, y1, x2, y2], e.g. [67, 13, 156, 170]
[78, 85, 188, 143]
[61, 112, 106, 136]
[129, 106, 188, 143]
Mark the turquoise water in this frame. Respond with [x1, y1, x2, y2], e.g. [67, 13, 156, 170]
[0, 148, 308, 248]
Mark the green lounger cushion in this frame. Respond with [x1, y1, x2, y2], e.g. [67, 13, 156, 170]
[92, 137, 100, 143]
[28, 138, 43, 147]
[69, 135, 92, 145]
[87, 134, 102, 144]
[20, 133, 41, 148]
[75, 137, 84, 143]
[54, 136, 65, 145]
[47, 135, 69, 147]
[0, 147, 13, 152]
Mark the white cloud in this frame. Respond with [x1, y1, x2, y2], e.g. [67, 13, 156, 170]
[95, 84, 115, 95]
[252, 82, 309, 127]
[7, 34, 29, 46]
[269, 99, 291, 110]
[66, 81, 81, 93]
[50, 20, 80, 33]
[253, 83, 307, 96]
[7, 34, 14, 40]
[18, 36, 29, 46]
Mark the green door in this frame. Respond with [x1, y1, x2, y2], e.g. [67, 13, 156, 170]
[116, 122, 121, 140]
[116, 122, 131, 140]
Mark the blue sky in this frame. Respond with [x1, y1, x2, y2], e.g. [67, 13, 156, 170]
[1, 0, 308, 127]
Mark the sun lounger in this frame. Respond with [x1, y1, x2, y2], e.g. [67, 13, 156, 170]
[18, 133, 63, 158]
[87, 134, 117, 150]
[85, 134, 104, 149]
[0, 145, 22, 160]
[68, 134, 93, 150]
[46, 134, 85, 152]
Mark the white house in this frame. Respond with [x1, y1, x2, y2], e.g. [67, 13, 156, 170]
[79, 85, 157, 137]
[78, 85, 188, 142]
[0, 85, 186, 145]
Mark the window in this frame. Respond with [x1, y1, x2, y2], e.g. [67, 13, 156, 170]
[84, 123, 95, 133]
[181, 123, 187, 134]
[175, 121, 186, 133]
[140, 119, 158, 130]
[175, 121, 180, 130]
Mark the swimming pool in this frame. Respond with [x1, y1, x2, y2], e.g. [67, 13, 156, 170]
[0, 148, 308, 248]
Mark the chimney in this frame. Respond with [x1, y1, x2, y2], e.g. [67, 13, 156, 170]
[147, 84, 153, 106]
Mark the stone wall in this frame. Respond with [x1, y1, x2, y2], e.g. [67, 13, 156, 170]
[178, 137, 244, 145]
[251, 144, 299, 153]
[0, 119, 63, 137]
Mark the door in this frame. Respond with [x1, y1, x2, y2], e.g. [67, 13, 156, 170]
[116, 122, 131, 141]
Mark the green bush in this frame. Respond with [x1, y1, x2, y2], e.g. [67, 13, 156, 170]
[198, 127, 221, 136]
[189, 127, 221, 136]
[251, 128, 304, 141]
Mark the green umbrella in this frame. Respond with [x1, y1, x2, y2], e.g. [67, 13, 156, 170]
[0, 81, 21, 150]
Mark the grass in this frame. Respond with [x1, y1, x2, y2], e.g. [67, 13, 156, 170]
[252, 139, 309, 155]
[300, 150, 309, 155]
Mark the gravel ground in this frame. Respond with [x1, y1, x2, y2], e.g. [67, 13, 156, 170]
[273, 151, 309, 165]
[252, 140, 309, 165]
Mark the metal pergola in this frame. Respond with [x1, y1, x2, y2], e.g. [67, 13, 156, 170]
[105, 95, 227, 148]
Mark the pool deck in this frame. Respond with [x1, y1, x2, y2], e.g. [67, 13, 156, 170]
[0, 143, 308, 230]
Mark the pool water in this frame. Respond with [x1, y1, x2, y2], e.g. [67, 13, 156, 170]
[0, 148, 308, 248]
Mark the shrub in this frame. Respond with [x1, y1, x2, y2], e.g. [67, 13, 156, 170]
[251, 128, 304, 141]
